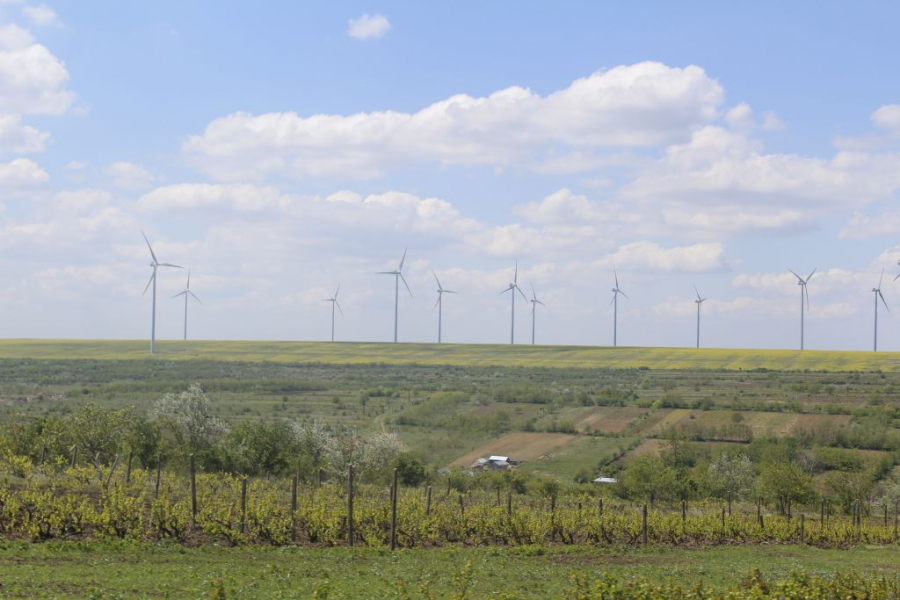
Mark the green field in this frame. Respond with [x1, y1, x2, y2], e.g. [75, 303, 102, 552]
[0, 541, 898, 599]
[3, 339, 900, 371]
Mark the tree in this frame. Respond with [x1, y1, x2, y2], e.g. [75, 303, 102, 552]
[620, 454, 677, 505]
[67, 404, 133, 463]
[707, 452, 755, 512]
[225, 420, 297, 476]
[757, 460, 813, 515]
[151, 384, 228, 451]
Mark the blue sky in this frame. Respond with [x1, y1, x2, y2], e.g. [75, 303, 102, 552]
[1, 2, 900, 350]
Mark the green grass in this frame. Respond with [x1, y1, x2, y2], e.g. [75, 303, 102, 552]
[0, 541, 898, 599]
[3, 339, 900, 371]
[519, 435, 635, 480]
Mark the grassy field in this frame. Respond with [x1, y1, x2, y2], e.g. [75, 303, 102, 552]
[0, 541, 898, 599]
[3, 339, 900, 371]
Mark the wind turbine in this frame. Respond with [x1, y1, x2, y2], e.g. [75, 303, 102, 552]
[610, 270, 628, 347]
[788, 268, 815, 350]
[377, 248, 412, 343]
[324, 285, 343, 343]
[529, 284, 545, 345]
[873, 268, 889, 352]
[432, 272, 456, 343]
[501, 261, 527, 344]
[693, 286, 708, 349]
[172, 270, 202, 341]
[141, 231, 182, 354]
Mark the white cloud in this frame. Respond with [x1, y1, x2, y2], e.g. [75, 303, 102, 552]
[0, 24, 74, 115]
[872, 104, 900, 134]
[23, 5, 61, 27]
[625, 126, 900, 212]
[0, 157, 47, 186]
[761, 110, 785, 131]
[139, 183, 293, 212]
[103, 161, 156, 190]
[347, 13, 391, 40]
[182, 62, 724, 180]
[0, 113, 47, 153]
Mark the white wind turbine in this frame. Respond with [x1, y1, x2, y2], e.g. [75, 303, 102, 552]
[324, 284, 343, 343]
[529, 283, 545, 345]
[432, 272, 456, 344]
[693, 286, 708, 349]
[377, 248, 412, 343]
[172, 270, 202, 341]
[788, 268, 815, 350]
[610, 270, 628, 347]
[141, 231, 182, 354]
[501, 261, 527, 345]
[873, 269, 889, 352]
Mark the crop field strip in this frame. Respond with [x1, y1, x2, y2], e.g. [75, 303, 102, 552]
[3, 339, 900, 371]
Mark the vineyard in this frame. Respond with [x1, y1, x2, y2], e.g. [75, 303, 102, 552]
[3, 458, 899, 550]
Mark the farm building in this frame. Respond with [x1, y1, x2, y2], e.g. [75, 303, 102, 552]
[593, 476, 618, 484]
[473, 455, 520, 471]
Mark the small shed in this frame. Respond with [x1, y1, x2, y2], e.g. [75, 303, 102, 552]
[593, 476, 618, 485]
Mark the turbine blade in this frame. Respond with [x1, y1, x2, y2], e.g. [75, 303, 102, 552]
[141, 231, 158, 264]
[609, 294, 616, 306]
[186, 270, 191, 289]
[879, 267, 885, 288]
[614, 269, 619, 289]
[531, 282, 537, 301]
[158, 262, 183, 269]
[376, 271, 395, 275]
[172, 291, 186, 299]
[536, 300, 546, 306]
[694, 285, 701, 301]
[400, 273, 412, 297]
[399, 247, 407, 271]
[444, 289, 457, 294]
[879, 290, 890, 312]
[514, 260, 519, 284]
[619, 289, 629, 300]
[433, 271, 442, 290]
[804, 286, 810, 311]
[788, 268, 802, 282]
[335, 283, 340, 299]
[335, 300, 344, 316]
[432, 296, 441, 310]
[189, 291, 202, 304]
[516, 284, 527, 301]
[894, 272, 900, 282]
[142, 272, 155, 295]
[806, 267, 816, 282]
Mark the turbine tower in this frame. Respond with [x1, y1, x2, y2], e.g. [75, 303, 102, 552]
[610, 270, 628, 347]
[141, 231, 182, 354]
[693, 286, 708, 349]
[172, 270, 202, 341]
[501, 261, 527, 344]
[788, 268, 815, 350]
[432, 272, 456, 343]
[377, 248, 412, 343]
[324, 284, 343, 342]
[873, 269, 890, 351]
[529, 283, 545, 345]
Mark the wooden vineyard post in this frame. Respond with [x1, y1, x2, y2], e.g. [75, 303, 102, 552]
[598, 498, 603, 520]
[155, 455, 162, 498]
[820, 501, 825, 528]
[347, 463, 354, 547]
[641, 505, 648, 545]
[426, 485, 432, 516]
[240, 478, 248, 534]
[507, 488, 512, 520]
[496, 486, 500, 506]
[550, 495, 556, 542]
[721, 506, 726, 529]
[756, 498, 762, 528]
[39, 446, 45, 466]
[190, 454, 198, 523]
[446, 476, 451, 497]
[291, 476, 298, 542]
[104, 454, 119, 488]
[318, 468, 323, 487]
[800, 514, 805, 544]
[682, 500, 686, 523]
[885, 503, 889, 527]
[458, 494, 465, 517]
[390, 468, 399, 551]
[70, 445, 78, 468]
[894, 501, 898, 539]
[125, 451, 134, 485]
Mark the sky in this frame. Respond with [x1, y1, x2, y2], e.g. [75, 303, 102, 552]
[1, 1, 900, 351]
